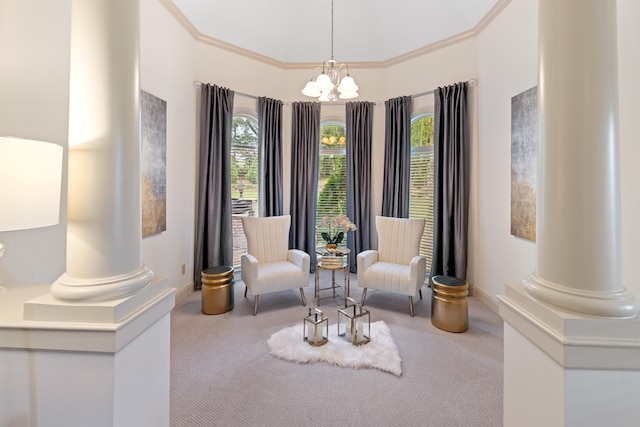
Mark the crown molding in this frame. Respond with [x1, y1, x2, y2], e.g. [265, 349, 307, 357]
[196, 34, 286, 68]
[475, 0, 513, 34]
[381, 30, 476, 67]
[158, 0, 200, 40]
[161, 0, 513, 70]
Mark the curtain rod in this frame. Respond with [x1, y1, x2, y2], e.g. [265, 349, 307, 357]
[193, 81, 259, 100]
[411, 78, 479, 99]
[192, 78, 478, 105]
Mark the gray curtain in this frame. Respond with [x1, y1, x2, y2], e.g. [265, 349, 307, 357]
[346, 101, 374, 272]
[430, 82, 469, 280]
[258, 97, 283, 216]
[289, 102, 320, 270]
[194, 84, 235, 289]
[381, 96, 412, 218]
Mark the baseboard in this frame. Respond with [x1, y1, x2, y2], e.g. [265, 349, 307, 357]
[174, 281, 194, 306]
[469, 283, 499, 314]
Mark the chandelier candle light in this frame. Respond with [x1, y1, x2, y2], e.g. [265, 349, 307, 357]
[301, 0, 359, 102]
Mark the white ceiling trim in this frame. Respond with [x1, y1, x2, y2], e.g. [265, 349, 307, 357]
[159, 0, 512, 70]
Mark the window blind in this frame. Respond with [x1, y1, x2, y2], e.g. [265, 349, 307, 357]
[316, 124, 347, 247]
[409, 115, 435, 269]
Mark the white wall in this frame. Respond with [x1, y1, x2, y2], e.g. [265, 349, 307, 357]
[140, 0, 198, 296]
[474, 0, 538, 301]
[0, 0, 70, 285]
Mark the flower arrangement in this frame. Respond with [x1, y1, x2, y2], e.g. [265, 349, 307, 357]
[318, 214, 357, 248]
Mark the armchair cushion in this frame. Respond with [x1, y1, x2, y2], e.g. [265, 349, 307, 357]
[357, 216, 427, 298]
[377, 216, 425, 265]
[240, 215, 310, 297]
[241, 215, 290, 263]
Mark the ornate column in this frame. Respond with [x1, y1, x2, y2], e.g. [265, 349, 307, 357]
[51, 0, 153, 301]
[10, 1, 175, 425]
[522, 0, 638, 319]
[499, 1, 640, 425]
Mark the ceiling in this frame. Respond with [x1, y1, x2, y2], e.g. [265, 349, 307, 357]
[169, 0, 503, 65]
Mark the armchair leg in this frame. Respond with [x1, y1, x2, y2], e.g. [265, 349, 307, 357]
[361, 288, 368, 306]
[300, 288, 306, 306]
[419, 289, 423, 300]
[409, 296, 415, 317]
[244, 286, 248, 298]
[253, 295, 259, 316]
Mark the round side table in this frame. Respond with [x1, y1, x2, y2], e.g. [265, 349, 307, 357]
[201, 266, 235, 315]
[314, 247, 350, 307]
[430, 275, 469, 332]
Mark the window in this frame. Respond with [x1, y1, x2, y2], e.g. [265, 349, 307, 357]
[316, 123, 347, 247]
[231, 115, 259, 268]
[409, 114, 435, 269]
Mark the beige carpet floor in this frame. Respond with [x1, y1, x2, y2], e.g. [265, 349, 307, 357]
[170, 272, 504, 426]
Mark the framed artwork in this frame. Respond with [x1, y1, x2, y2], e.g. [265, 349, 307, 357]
[141, 90, 167, 237]
[511, 86, 538, 242]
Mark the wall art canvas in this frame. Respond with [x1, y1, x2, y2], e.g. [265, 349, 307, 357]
[141, 90, 167, 237]
[511, 86, 538, 242]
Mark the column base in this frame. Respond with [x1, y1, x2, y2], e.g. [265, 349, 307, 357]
[25, 275, 168, 324]
[499, 283, 640, 426]
[500, 282, 640, 370]
[523, 273, 640, 319]
[51, 264, 154, 302]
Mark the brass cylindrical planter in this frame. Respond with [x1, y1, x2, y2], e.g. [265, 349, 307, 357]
[431, 275, 469, 333]
[201, 266, 235, 315]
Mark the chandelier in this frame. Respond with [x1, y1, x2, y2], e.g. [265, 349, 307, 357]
[301, 0, 358, 102]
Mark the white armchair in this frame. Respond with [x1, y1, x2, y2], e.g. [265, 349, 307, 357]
[357, 216, 427, 317]
[240, 215, 309, 315]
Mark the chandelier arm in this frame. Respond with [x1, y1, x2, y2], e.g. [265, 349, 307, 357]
[321, 59, 331, 74]
[309, 65, 323, 80]
[337, 63, 350, 77]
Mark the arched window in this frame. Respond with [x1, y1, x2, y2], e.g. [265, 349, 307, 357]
[316, 122, 347, 247]
[410, 114, 435, 267]
[231, 115, 259, 268]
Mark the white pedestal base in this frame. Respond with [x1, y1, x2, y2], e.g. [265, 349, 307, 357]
[0, 277, 175, 427]
[499, 283, 640, 426]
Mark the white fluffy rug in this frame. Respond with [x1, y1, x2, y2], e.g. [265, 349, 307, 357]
[266, 321, 402, 376]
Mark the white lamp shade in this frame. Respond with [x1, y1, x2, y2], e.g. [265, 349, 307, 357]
[318, 90, 331, 102]
[339, 90, 359, 100]
[315, 73, 334, 92]
[0, 136, 63, 231]
[302, 81, 321, 97]
[337, 76, 358, 93]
